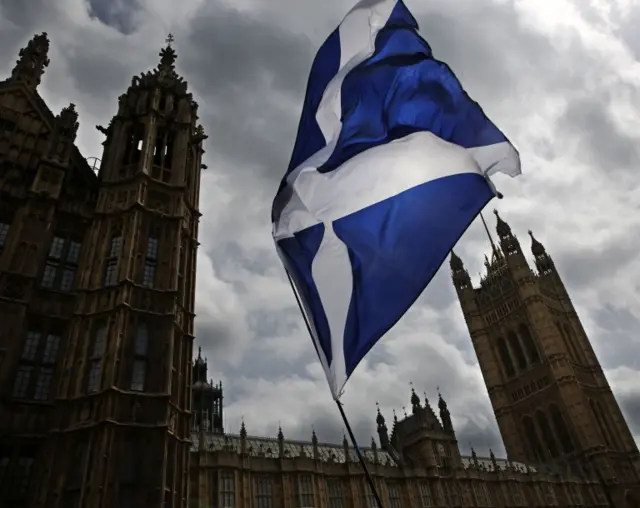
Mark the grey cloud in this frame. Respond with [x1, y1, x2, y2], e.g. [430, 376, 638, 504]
[87, 0, 141, 35]
[554, 237, 640, 290]
[3, 0, 640, 452]
[621, 394, 640, 437]
[559, 95, 640, 172]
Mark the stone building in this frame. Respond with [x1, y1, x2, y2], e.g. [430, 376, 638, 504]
[188, 215, 640, 508]
[0, 32, 639, 508]
[0, 33, 206, 508]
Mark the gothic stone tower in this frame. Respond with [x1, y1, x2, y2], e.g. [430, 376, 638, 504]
[34, 39, 207, 508]
[0, 33, 99, 508]
[450, 211, 640, 505]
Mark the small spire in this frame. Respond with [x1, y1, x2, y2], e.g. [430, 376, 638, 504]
[493, 209, 511, 237]
[312, 428, 318, 446]
[437, 390, 447, 411]
[240, 419, 247, 439]
[277, 425, 284, 441]
[449, 250, 464, 271]
[157, 35, 177, 73]
[393, 409, 398, 424]
[371, 437, 377, 450]
[376, 403, 386, 428]
[410, 382, 421, 413]
[402, 406, 407, 418]
[528, 230, 546, 257]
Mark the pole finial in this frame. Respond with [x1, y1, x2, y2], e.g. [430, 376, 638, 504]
[166, 33, 175, 46]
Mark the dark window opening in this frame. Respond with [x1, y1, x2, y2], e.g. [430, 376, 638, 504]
[104, 225, 123, 286]
[535, 410, 559, 458]
[497, 337, 515, 377]
[41, 236, 82, 292]
[508, 331, 528, 370]
[12, 326, 62, 401]
[518, 324, 540, 364]
[121, 123, 145, 169]
[130, 323, 148, 392]
[549, 404, 575, 454]
[86, 322, 107, 393]
[142, 228, 158, 288]
[523, 416, 545, 462]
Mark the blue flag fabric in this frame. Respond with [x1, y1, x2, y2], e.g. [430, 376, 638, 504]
[272, 0, 521, 399]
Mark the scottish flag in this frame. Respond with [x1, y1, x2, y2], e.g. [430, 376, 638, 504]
[272, 0, 521, 399]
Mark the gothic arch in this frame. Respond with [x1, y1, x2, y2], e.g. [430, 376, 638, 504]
[563, 323, 584, 364]
[497, 337, 515, 377]
[523, 415, 544, 462]
[556, 322, 578, 362]
[590, 398, 612, 448]
[535, 410, 559, 458]
[548, 404, 574, 454]
[518, 324, 540, 364]
[507, 331, 527, 370]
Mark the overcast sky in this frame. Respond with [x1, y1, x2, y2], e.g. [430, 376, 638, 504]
[1, 0, 640, 456]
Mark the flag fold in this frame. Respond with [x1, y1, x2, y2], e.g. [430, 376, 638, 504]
[272, 0, 521, 399]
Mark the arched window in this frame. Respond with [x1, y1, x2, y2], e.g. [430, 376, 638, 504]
[497, 338, 515, 377]
[595, 400, 621, 450]
[508, 331, 528, 370]
[590, 399, 612, 448]
[557, 323, 578, 362]
[549, 404, 574, 454]
[518, 324, 540, 364]
[523, 416, 544, 462]
[535, 410, 559, 458]
[564, 324, 586, 365]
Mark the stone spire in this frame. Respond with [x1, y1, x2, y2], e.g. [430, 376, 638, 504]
[528, 230, 546, 257]
[410, 382, 421, 414]
[10, 32, 50, 89]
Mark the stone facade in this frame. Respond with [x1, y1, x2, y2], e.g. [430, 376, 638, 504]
[0, 33, 206, 508]
[0, 32, 639, 508]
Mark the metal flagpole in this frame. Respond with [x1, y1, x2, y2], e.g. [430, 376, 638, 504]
[479, 211, 500, 259]
[285, 271, 385, 508]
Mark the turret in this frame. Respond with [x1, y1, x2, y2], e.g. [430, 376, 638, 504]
[95, 34, 207, 208]
[9, 32, 50, 89]
[494, 210, 531, 281]
[191, 348, 224, 434]
[376, 403, 390, 450]
[438, 391, 454, 434]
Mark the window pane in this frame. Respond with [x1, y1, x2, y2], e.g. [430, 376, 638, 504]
[22, 331, 41, 361]
[42, 334, 60, 364]
[41, 263, 57, 288]
[49, 237, 65, 258]
[110, 236, 123, 257]
[0, 222, 9, 247]
[60, 268, 76, 291]
[146, 237, 158, 259]
[104, 260, 117, 285]
[67, 241, 81, 263]
[93, 325, 107, 357]
[34, 367, 54, 400]
[131, 360, 146, 391]
[134, 324, 148, 356]
[87, 361, 102, 393]
[13, 366, 33, 398]
[142, 262, 155, 287]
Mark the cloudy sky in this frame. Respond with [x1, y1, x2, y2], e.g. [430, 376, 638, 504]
[2, 0, 640, 456]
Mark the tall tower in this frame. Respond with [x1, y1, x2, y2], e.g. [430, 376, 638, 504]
[451, 211, 640, 505]
[36, 36, 207, 508]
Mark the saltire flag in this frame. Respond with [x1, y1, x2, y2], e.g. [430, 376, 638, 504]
[271, 0, 521, 400]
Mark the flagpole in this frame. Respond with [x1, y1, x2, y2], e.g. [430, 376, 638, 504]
[284, 271, 384, 508]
